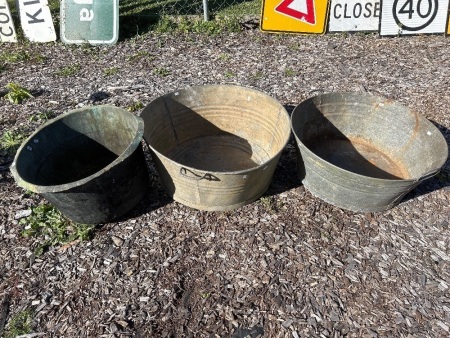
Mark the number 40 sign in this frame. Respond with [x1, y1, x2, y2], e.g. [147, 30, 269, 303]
[380, 0, 450, 36]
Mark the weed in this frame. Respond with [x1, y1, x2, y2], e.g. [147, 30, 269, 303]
[154, 67, 171, 77]
[127, 51, 150, 61]
[253, 70, 264, 80]
[21, 204, 95, 256]
[0, 63, 7, 73]
[4, 82, 33, 104]
[0, 130, 26, 157]
[103, 67, 119, 76]
[0, 50, 29, 63]
[32, 53, 46, 63]
[219, 53, 230, 61]
[260, 195, 283, 213]
[155, 16, 178, 33]
[56, 64, 80, 77]
[224, 70, 235, 78]
[283, 68, 297, 77]
[127, 101, 144, 112]
[156, 37, 165, 48]
[4, 309, 33, 338]
[201, 292, 210, 299]
[290, 42, 300, 51]
[29, 110, 57, 122]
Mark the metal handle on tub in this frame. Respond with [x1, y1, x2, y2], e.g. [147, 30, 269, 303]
[179, 167, 220, 181]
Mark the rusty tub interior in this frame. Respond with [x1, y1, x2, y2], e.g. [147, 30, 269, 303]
[291, 92, 448, 212]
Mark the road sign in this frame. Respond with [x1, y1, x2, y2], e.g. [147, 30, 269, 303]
[17, 0, 56, 42]
[328, 0, 381, 32]
[0, 0, 17, 42]
[380, 0, 449, 36]
[261, 0, 330, 34]
[448, 12, 450, 35]
[60, 0, 119, 45]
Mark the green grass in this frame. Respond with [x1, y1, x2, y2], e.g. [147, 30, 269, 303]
[219, 53, 230, 61]
[252, 70, 264, 80]
[155, 15, 241, 35]
[6, 0, 260, 41]
[21, 204, 95, 256]
[0, 50, 29, 63]
[55, 64, 80, 77]
[4, 309, 33, 338]
[127, 51, 152, 61]
[283, 68, 297, 77]
[224, 70, 236, 78]
[29, 110, 57, 122]
[121, 0, 260, 37]
[103, 67, 119, 76]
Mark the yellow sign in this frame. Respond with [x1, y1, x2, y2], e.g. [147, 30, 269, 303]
[261, 0, 330, 34]
[448, 14, 450, 35]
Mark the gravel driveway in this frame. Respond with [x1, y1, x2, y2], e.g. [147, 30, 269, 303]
[1, 29, 449, 337]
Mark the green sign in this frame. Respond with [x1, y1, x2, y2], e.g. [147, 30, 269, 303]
[60, 0, 118, 45]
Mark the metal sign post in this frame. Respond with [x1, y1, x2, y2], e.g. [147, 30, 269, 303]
[60, 0, 119, 45]
[203, 0, 210, 21]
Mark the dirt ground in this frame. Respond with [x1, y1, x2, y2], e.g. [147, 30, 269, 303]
[1, 28, 450, 337]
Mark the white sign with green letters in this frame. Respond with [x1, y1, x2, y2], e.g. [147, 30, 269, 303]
[60, 0, 119, 45]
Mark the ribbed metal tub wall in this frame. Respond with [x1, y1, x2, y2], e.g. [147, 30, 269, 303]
[141, 85, 291, 211]
[291, 92, 448, 212]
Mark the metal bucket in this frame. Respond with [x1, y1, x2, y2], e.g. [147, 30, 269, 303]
[291, 92, 448, 212]
[11, 105, 149, 224]
[140, 85, 291, 211]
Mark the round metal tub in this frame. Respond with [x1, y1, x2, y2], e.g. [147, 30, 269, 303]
[291, 92, 448, 212]
[11, 106, 149, 224]
[140, 85, 291, 211]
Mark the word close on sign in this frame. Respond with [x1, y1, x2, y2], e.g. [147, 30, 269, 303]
[261, 0, 450, 36]
[0, 0, 17, 42]
[329, 0, 380, 31]
[60, 0, 118, 45]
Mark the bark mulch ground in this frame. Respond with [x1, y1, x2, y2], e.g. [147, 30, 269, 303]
[1, 30, 449, 337]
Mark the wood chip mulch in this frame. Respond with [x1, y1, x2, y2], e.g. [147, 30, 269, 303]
[1, 28, 449, 337]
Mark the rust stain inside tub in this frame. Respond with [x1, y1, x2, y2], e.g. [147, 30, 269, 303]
[306, 137, 410, 180]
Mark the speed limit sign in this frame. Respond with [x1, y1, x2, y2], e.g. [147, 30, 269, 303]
[380, 0, 450, 35]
